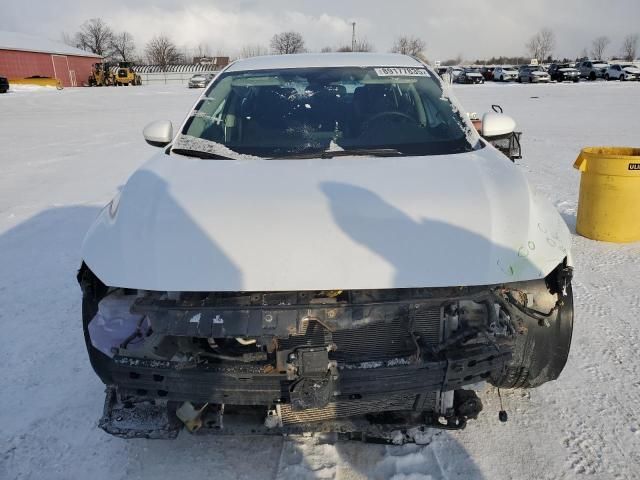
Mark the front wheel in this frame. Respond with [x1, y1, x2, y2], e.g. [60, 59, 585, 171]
[490, 281, 574, 389]
[620, 75, 625, 81]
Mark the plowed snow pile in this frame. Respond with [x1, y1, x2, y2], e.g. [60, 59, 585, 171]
[1, 82, 639, 479]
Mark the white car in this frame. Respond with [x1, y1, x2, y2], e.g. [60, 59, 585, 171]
[578, 61, 610, 80]
[446, 66, 464, 81]
[79, 53, 574, 441]
[188, 73, 214, 88]
[605, 63, 640, 81]
[493, 66, 518, 82]
[518, 65, 551, 83]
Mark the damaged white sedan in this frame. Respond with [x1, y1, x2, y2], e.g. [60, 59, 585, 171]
[78, 53, 573, 442]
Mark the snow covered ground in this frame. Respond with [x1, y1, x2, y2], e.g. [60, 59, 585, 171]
[1, 81, 640, 479]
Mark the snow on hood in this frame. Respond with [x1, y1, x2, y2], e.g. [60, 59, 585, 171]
[82, 148, 571, 292]
[532, 71, 549, 76]
[623, 66, 640, 73]
[559, 68, 578, 72]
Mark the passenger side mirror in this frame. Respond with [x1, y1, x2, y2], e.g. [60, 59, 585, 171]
[481, 112, 516, 138]
[143, 120, 173, 147]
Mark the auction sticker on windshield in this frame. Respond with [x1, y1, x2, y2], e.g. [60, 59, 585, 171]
[374, 67, 430, 77]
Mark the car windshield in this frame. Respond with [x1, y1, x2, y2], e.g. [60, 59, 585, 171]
[176, 66, 480, 159]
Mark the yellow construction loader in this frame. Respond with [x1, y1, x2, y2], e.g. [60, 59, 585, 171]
[114, 62, 142, 86]
[88, 63, 115, 86]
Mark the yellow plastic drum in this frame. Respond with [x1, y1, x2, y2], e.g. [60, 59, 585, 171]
[573, 147, 640, 243]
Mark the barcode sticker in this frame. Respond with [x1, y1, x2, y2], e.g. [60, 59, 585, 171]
[374, 67, 430, 77]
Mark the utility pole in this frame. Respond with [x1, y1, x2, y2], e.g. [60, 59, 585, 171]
[351, 22, 356, 52]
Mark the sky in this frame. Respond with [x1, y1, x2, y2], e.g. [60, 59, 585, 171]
[2, 0, 639, 61]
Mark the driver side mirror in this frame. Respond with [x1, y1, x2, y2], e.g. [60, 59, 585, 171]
[481, 112, 516, 138]
[143, 120, 173, 147]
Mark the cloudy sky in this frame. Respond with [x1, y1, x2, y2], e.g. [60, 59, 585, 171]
[2, 0, 639, 60]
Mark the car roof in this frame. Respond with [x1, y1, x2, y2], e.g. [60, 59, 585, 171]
[226, 53, 424, 72]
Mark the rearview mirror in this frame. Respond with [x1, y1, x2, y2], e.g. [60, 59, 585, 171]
[143, 120, 173, 147]
[481, 112, 516, 138]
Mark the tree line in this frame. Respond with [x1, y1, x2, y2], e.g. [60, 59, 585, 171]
[524, 28, 638, 62]
[64, 18, 638, 67]
[63, 18, 427, 65]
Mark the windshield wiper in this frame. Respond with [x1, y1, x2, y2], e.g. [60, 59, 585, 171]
[171, 148, 236, 160]
[275, 148, 404, 159]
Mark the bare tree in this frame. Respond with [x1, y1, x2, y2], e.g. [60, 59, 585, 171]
[270, 31, 305, 54]
[239, 44, 269, 58]
[320, 46, 333, 53]
[60, 31, 77, 48]
[442, 56, 463, 66]
[110, 31, 136, 62]
[145, 35, 183, 67]
[391, 36, 426, 57]
[591, 36, 610, 60]
[75, 18, 114, 57]
[621, 34, 639, 61]
[337, 38, 374, 52]
[526, 28, 555, 62]
[538, 28, 555, 61]
[196, 43, 211, 58]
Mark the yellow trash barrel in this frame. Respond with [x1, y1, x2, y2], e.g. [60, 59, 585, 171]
[573, 147, 640, 243]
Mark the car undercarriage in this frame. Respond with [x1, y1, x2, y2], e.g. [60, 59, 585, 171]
[78, 262, 573, 443]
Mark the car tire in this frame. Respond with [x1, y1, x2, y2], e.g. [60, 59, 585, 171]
[605, 74, 610, 80]
[490, 282, 574, 389]
[620, 74, 625, 81]
[590, 72, 596, 81]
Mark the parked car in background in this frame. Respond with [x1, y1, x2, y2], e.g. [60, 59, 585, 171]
[480, 66, 495, 81]
[188, 73, 215, 88]
[518, 65, 551, 83]
[455, 67, 485, 84]
[548, 63, 580, 82]
[0, 75, 9, 93]
[577, 60, 609, 80]
[446, 66, 464, 82]
[493, 66, 518, 82]
[605, 63, 640, 81]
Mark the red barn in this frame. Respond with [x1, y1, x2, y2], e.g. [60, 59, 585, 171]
[0, 31, 101, 87]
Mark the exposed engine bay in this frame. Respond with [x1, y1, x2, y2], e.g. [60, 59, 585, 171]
[79, 263, 572, 443]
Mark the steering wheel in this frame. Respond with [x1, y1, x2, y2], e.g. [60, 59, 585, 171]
[361, 111, 415, 131]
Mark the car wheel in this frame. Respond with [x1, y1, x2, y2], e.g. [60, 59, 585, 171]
[605, 74, 610, 80]
[529, 77, 533, 83]
[490, 281, 574, 389]
[590, 72, 596, 81]
[620, 74, 625, 81]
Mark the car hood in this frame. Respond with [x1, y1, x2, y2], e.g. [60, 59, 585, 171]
[559, 68, 578, 73]
[532, 71, 549, 76]
[82, 147, 571, 292]
[623, 67, 640, 73]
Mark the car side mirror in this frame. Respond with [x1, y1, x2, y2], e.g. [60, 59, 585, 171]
[481, 112, 516, 138]
[143, 120, 173, 147]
